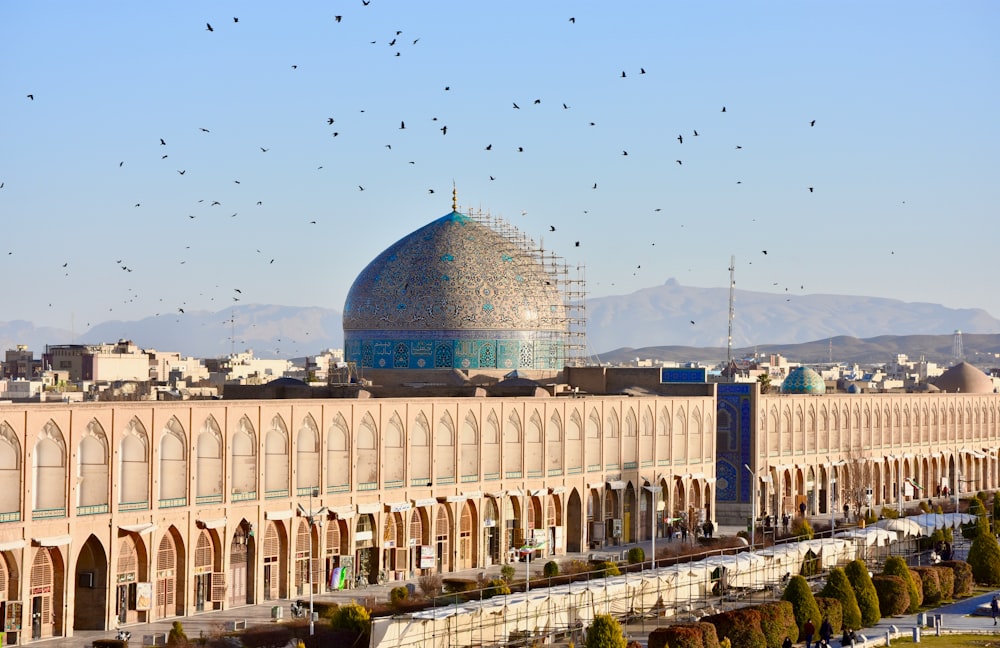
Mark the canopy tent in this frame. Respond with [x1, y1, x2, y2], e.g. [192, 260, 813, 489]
[874, 517, 924, 538]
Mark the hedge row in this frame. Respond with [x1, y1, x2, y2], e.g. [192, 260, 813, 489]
[815, 597, 843, 637]
[872, 575, 910, 617]
[649, 622, 721, 648]
[701, 601, 796, 648]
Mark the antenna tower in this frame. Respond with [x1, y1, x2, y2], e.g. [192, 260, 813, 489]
[953, 329, 964, 362]
[726, 255, 735, 379]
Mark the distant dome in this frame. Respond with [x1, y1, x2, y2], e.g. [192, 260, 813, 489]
[932, 361, 994, 394]
[343, 211, 567, 370]
[781, 366, 826, 394]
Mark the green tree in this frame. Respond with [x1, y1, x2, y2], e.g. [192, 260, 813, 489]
[993, 493, 1000, 535]
[757, 374, 772, 394]
[845, 559, 881, 626]
[872, 575, 910, 617]
[781, 575, 821, 641]
[962, 496, 990, 540]
[883, 556, 921, 613]
[968, 533, 1000, 586]
[586, 614, 626, 648]
[820, 567, 862, 631]
[167, 621, 187, 646]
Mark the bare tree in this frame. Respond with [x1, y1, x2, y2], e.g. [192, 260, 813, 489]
[839, 448, 874, 519]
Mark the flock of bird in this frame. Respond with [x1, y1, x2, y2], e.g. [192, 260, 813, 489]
[6, 3, 843, 355]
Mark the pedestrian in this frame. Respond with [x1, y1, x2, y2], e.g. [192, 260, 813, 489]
[799, 501, 807, 517]
[681, 524, 688, 542]
[782, 637, 792, 648]
[803, 618, 815, 648]
[820, 617, 833, 646]
[991, 594, 998, 625]
[782, 512, 790, 532]
[843, 503, 850, 522]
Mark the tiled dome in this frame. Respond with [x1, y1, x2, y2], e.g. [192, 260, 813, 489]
[781, 366, 826, 394]
[342, 211, 567, 370]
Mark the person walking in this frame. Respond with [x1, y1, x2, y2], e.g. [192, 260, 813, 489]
[782, 637, 792, 648]
[819, 617, 833, 646]
[803, 618, 816, 648]
[991, 593, 998, 625]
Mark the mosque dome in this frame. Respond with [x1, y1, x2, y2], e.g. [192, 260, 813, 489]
[781, 366, 826, 394]
[931, 361, 994, 394]
[343, 210, 567, 371]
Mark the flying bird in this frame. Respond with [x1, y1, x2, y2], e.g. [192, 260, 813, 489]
[335, 15, 342, 22]
[693, 130, 699, 136]
[440, 125, 447, 135]
[358, 185, 365, 191]
[810, 120, 816, 127]
[233, 17, 238, 22]
[178, 170, 186, 175]
[640, 68, 646, 74]
[26, 94, 33, 100]
[677, 135, 683, 144]
[808, 187, 814, 193]
[328, 118, 335, 124]
[485, 144, 492, 150]
[200, 128, 210, 132]
[621, 71, 626, 78]
[260, 147, 269, 152]
[205, 23, 213, 32]
[549, 226, 556, 231]
[563, 103, 569, 109]
[721, 106, 726, 112]
[513, 102, 520, 109]
[400, 121, 405, 129]
[569, 17, 575, 23]
[160, 138, 166, 145]
[622, 150, 628, 156]
[533, 99, 541, 104]
[761, 250, 767, 255]
[676, 160, 682, 165]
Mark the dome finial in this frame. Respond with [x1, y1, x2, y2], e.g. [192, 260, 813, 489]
[452, 181, 457, 212]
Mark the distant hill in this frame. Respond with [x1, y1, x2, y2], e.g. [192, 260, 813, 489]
[598, 333, 1000, 367]
[2, 279, 999, 361]
[586, 278, 1000, 354]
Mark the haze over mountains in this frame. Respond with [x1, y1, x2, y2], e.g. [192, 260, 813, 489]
[3, 280, 999, 362]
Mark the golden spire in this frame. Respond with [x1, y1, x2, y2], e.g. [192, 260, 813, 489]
[452, 182, 457, 212]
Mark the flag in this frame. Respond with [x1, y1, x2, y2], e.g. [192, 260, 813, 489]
[906, 477, 924, 491]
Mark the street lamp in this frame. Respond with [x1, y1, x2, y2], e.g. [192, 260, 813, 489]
[642, 475, 663, 569]
[297, 488, 326, 636]
[828, 458, 845, 535]
[744, 464, 755, 548]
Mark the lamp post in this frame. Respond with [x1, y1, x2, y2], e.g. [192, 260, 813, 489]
[744, 464, 755, 548]
[297, 488, 326, 636]
[642, 477, 663, 569]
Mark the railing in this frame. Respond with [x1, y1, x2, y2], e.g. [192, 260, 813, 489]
[196, 495, 223, 505]
[505, 471, 523, 479]
[484, 472, 501, 481]
[158, 497, 187, 509]
[118, 500, 148, 512]
[548, 468, 563, 477]
[384, 480, 404, 489]
[409, 478, 430, 488]
[461, 475, 479, 483]
[296, 486, 320, 496]
[357, 482, 378, 491]
[231, 491, 257, 502]
[0, 511, 21, 523]
[77, 504, 109, 516]
[265, 489, 289, 500]
[327, 484, 350, 494]
[32, 507, 66, 520]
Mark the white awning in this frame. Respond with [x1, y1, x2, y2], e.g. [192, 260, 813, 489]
[0, 539, 25, 552]
[357, 502, 381, 515]
[445, 495, 466, 503]
[549, 487, 566, 495]
[265, 509, 293, 521]
[413, 498, 437, 508]
[332, 505, 356, 520]
[463, 491, 482, 500]
[197, 518, 227, 530]
[529, 489, 547, 497]
[119, 523, 158, 536]
[386, 502, 411, 513]
[32, 534, 72, 547]
[507, 488, 525, 497]
[486, 491, 507, 499]
[607, 480, 626, 490]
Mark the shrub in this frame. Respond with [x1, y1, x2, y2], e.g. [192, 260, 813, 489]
[704, 608, 766, 648]
[313, 601, 339, 618]
[239, 627, 293, 648]
[940, 560, 974, 597]
[483, 578, 511, 597]
[544, 560, 560, 577]
[443, 578, 478, 593]
[883, 556, 921, 613]
[962, 496, 990, 540]
[845, 559, 881, 626]
[500, 564, 516, 583]
[168, 621, 188, 646]
[800, 549, 821, 577]
[881, 508, 900, 519]
[819, 567, 862, 631]
[815, 597, 843, 637]
[969, 533, 1000, 585]
[93, 641, 128, 648]
[649, 625, 704, 648]
[592, 560, 621, 577]
[627, 547, 645, 564]
[585, 614, 626, 648]
[694, 622, 722, 648]
[930, 566, 954, 600]
[781, 575, 821, 641]
[790, 518, 815, 540]
[993, 493, 1000, 535]
[864, 510, 878, 526]
[911, 567, 941, 605]
[757, 601, 798, 648]
[418, 573, 443, 598]
[720, 639, 732, 648]
[328, 602, 371, 637]
[909, 568, 924, 609]
[562, 559, 590, 575]
[389, 586, 408, 607]
[872, 575, 909, 617]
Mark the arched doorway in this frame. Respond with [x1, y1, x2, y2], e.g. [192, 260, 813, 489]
[408, 510, 428, 576]
[483, 498, 500, 566]
[74, 535, 108, 631]
[566, 490, 582, 553]
[155, 529, 185, 619]
[229, 522, 254, 607]
[262, 522, 287, 600]
[546, 496, 560, 556]
[325, 519, 349, 590]
[383, 512, 405, 578]
[458, 502, 476, 569]
[526, 497, 543, 556]
[503, 498, 521, 562]
[355, 514, 378, 584]
[623, 484, 636, 544]
[433, 507, 451, 574]
[29, 546, 64, 640]
[193, 529, 221, 612]
[0, 550, 20, 646]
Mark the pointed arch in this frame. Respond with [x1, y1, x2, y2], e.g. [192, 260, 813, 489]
[547, 410, 564, 474]
[460, 412, 479, 481]
[264, 414, 290, 497]
[119, 417, 149, 509]
[326, 414, 350, 492]
[604, 409, 620, 469]
[410, 412, 431, 486]
[483, 410, 501, 479]
[196, 416, 223, 501]
[623, 408, 637, 467]
[296, 414, 320, 493]
[78, 419, 110, 512]
[586, 408, 601, 471]
[504, 410, 523, 477]
[0, 422, 21, 517]
[566, 410, 583, 473]
[436, 411, 456, 482]
[158, 417, 186, 505]
[526, 410, 544, 477]
[232, 415, 257, 499]
[356, 412, 379, 487]
[33, 420, 66, 515]
[382, 412, 405, 487]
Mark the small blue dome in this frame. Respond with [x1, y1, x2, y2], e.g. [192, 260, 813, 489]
[781, 366, 826, 394]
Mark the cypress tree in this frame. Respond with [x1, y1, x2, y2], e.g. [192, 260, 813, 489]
[819, 567, 862, 630]
[845, 559, 881, 626]
[883, 556, 921, 613]
[781, 575, 821, 641]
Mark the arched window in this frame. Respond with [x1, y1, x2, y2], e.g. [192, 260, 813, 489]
[78, 419, 109, 512]
[357, 413, 379, 488]
[0, 422, 21, 517]
[504, 411, 522, 477]
[265, 415, 290, 497]
[33, 420, 66, 515]
[436, 412, 455, 482]
[232, 416, 257, 499]
[196, 417, 223, 502]
[296, 415, 320, 492]
[382, 413, 405, 487]
[460, 412, 479, 481]
[326, 414, 350, 492]
[410, 413, 430, 486]
[119, 418, 149, 509]
[158, 417, 187, 505]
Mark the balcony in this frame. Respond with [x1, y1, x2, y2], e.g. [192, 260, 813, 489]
[231, 491, 257, 502]
[0, 511, 20, 523]
[158, 497, 187, 509]
[118, 501, 149, 512]
[196, 495, 224, 505]
[77, 504, 110, 516]
[32, 507, 66, 520]
[265, 489, 289, 500]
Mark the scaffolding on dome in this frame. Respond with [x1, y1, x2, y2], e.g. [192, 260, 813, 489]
[465, 207, 590, 368]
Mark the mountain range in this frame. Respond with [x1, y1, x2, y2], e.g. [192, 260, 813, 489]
[2, 279, 998, 363]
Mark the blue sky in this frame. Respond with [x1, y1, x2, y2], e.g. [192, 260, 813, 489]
[2, 2, 998, 334]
